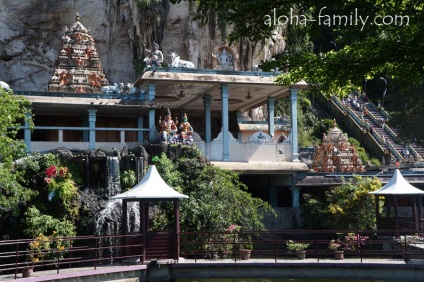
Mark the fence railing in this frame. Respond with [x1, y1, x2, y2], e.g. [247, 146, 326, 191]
[178, 229, 424, 263]
[3, 230, 424, 280]
[0, 233, 143, 280]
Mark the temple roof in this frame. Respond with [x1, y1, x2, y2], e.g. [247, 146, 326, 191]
[133, 69, 297, 114]
[70, 13, 89, 33]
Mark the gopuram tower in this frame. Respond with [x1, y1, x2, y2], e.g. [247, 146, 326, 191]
[312, 121, 365, 172]
[48, 13, 109, 93]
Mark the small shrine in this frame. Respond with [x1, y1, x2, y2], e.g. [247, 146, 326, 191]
[212, 45, 238, 70]
[48, 13, 109, 93]
[312, 121, 365, 172]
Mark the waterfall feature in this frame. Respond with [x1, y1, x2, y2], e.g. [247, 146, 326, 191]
[127, 202, 141, 233]
[93, 156, 143, 262]
[135, 157, 143, 183]
[107, 156, 121, 199]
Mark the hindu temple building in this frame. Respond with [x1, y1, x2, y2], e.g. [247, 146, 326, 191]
[12, 13, 311, 220]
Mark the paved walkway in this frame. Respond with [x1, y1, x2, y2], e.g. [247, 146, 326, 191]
[2, 257, 424, 281]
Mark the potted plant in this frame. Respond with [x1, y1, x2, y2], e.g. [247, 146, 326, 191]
[23, 234, 52, 277]
[287, 240, 310, 260]
[239, 241, 253, 260]
[329, 233, 368, 260]
[224, 224, 253, 260]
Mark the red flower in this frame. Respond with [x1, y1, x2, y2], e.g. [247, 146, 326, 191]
[58, 167, 69, 178]
[46, 166, 57, 178]
[44, 177, 52, 184]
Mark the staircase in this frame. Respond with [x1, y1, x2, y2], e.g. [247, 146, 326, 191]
[336, 94, 424, 163]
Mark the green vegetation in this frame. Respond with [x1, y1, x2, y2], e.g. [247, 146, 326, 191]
[4, 152, 80, 240]
[23, 206, 76, 239]
[286, 240, 310, 251]
[120, 170, 136, 191]
[151, 149, 275, 232]
[172, 0, 424, 143]
[0, 87, 34, 222]
[303, 175, 383, 230]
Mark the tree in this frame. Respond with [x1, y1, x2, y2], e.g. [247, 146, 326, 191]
[151, 150, 275, 232]
[302, 176, 382, 230]
[173, 0, 424, 141]
[0, 87, 34, 221]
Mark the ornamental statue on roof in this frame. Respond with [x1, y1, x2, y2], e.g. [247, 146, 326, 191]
[48, 13, 109, 93]
[312, 120, 365, 173]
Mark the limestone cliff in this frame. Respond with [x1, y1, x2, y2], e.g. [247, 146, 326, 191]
[0, 0, 285, 91]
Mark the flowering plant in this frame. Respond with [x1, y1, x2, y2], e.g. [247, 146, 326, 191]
[27, 234, 51, 265]
[329, 233, 368, 251]
[225, 224, 252, 250]
[27, 231, 69, 266]
[44, 165, 78, 216]
[204, 224, 252, 259]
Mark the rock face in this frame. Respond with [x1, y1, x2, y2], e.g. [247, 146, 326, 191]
[0, 0, 285, 91]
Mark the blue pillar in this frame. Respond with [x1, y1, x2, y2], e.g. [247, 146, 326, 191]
[204, 94, 211, 143]
[82, 118, 88, 142]
[221, 84, 230, 161]
[267, 97, 275, 139]
[24, 108, 32, 153]
[269, 187, 278, 208]
[88, 109, 97, 151]
[236, 110, 242, 142]
[137, 116, 144, 142]
[290, 186, 301, 208]
[148, 83, 156, 142]
[290, 88, 300, 162]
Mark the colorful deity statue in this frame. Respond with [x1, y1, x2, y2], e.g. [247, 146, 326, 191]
[159, 108, 178, 143]
[179, 113, 194, 144]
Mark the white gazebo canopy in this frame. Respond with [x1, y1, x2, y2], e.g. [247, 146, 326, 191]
[111, 165, 188, 199]
[369, 169, 424, 195]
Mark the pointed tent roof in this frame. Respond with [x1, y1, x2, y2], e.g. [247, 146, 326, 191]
[369, 169, 424, 195]
[111, 165, 188, 199]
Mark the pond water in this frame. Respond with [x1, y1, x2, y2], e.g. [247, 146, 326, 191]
[178, 279, 386, 282]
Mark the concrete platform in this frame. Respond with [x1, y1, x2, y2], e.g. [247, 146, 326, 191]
[2, 257, 424, 281]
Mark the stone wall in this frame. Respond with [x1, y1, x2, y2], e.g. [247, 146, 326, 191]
[0, 0, 285, 91]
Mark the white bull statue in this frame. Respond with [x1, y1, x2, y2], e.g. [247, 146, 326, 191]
[102, 83, 126, 94]
[170, 52, 195, 68]
[0, 81, 10, 91]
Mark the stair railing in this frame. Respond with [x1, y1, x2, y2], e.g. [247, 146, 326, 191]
[332, 96, 364, 127]
[407, 145, 422, 162]
[365, 98, 390, 120]
[367, 110, 402, 144]
[333, 96, 400, 160]
[386, 140, 403, 161]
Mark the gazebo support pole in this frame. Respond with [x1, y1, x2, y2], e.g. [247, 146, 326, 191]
[174, 199, 180, 261]
[394, 196, 399, 232]
[375, 196, 380, 229]
[419, 196, 423, 233]
[413, 196, 418, 231]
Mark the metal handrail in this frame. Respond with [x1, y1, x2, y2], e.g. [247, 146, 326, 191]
[3, 229, 424, 280]
[178, 229, 424, 263]
[0, 233, 143, 280]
